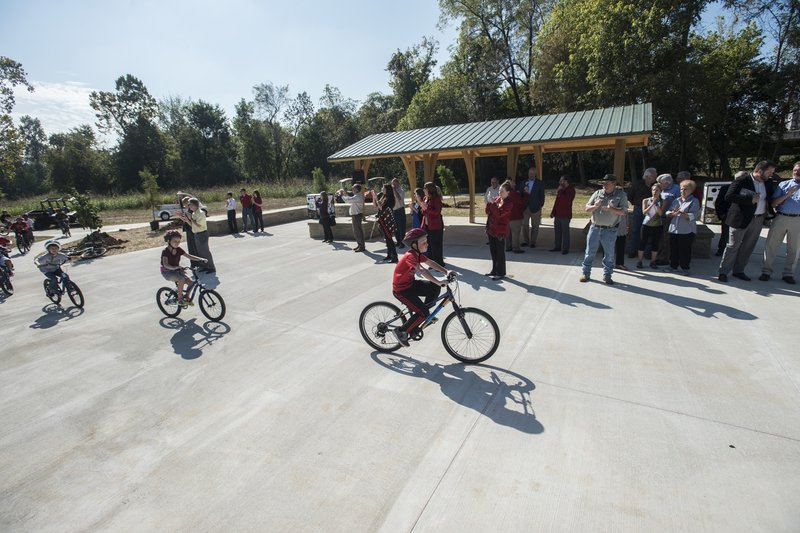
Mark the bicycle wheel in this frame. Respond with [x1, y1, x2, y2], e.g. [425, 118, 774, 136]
[198, 289, 226, 321]
[0, 274, 12, 296]
[359, 301, 405, 353]
[17, 237, 29, 255]
[81, 246, 107, 259]
[43, 279, 61, 304]
[441, 307, 500, 364]
[156, 287, 182, 317]
[66, 281, 84, 308]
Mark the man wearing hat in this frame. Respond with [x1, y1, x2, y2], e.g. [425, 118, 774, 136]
[580, 174, 627, 284]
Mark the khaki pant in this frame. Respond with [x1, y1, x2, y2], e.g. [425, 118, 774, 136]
[507, 219, 523, 251]
[762, 213, 800, 277]
[522, 208, 542, 246]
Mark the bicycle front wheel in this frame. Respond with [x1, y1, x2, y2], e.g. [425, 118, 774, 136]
[81, 247, 107, 259]
[156, 287, 182, 317]
[199, 289, 226, 321]
[43, 279, 61, 304]
[66, 281, 84, 308]
[441, 307, 500, 364]
[18, 238, 29, 255]
[359, 301, 405, 353]
[0, 275, 12, 296]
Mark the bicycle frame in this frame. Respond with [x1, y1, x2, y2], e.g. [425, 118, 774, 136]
[175, 267, 205, 301]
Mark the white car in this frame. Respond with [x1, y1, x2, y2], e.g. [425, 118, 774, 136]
[153, 203, 208, 221]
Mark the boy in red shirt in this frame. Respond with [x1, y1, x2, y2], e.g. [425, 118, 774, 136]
[392, 228, 454, 346]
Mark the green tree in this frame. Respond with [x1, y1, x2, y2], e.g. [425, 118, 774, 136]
[14, 116, 48, 196]
[439, 0, 553, 116]
[140, 168, 160, 221]
[387, 37, 439, 111]
[437, 164, 460, 207]
[71, 188, 103, 232]
[253, 81, 290, 180]
[232, 99, 273, 181]
[179, 100, 237, 187]
[89, 74, 158, 136]
[0, 56, 34, 194]
[47, 126, 111, 192]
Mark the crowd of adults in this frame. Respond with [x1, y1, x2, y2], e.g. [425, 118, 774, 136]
[322, 159, 800, 287]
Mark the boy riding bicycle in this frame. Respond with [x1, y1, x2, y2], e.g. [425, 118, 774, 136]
[161, 230, 207, 307]
[392, 228, 455, 346]
[37, 240, 70, 288]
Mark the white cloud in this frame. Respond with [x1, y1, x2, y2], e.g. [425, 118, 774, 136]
[10, 80, 99, 136]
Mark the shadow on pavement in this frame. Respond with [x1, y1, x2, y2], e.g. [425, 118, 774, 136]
[29, 304, 85, 329]
[159, 317, 231, 359]
[614, 283, 757, 319]
[371, 351, 544, 435]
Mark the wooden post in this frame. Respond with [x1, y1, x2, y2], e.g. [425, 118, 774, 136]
[463, 150, 477, 223]
[506, 147, 520, 180]
[400, 156, 417, 193]
[534, 145, 544, 181]
[354, 159, 372, 181]
[614, 138, 626, 184]
[423, 153, 439, 184]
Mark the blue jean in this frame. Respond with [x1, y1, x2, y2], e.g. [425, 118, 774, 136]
[582, 224, 618, 278]
[627, 207, 644, 254]
[241, 206, 255, 231]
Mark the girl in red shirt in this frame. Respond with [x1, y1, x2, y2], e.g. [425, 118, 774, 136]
[420, 182, 444, 266]
[486, 181, 512, 280]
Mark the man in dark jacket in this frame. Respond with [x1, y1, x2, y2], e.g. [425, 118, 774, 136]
[718, 161, 776, 282]
[713, 179, 735, 256]
[521, 166, 545, 247]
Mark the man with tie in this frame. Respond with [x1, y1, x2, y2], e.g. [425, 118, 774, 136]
[521, 166, 545, 248]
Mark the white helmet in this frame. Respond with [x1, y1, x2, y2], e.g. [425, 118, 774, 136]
[44, 239, 62, 251]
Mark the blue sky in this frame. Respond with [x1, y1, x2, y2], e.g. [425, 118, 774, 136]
[1, 0, 458, 137]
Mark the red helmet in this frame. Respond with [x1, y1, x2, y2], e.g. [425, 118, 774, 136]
[403, 228, 427, 246]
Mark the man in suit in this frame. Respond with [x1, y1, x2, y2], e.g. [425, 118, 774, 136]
[521, 166, 545, 247]
[718, 161, 776, 282]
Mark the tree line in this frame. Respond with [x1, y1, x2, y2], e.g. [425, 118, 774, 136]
[1, 0, 798, 200]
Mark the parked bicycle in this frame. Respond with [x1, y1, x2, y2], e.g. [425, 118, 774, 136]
[156, 266, 226, 321]
[40, 261, 84, 308]
[359, 273, 500, 363]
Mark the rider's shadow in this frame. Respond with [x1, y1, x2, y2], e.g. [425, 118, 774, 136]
[159, 317, 231, 359]
[30, 304, 84, 329]
[371, 352, 544, 435]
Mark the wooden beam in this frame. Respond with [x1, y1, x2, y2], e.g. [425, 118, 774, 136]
[400, 155, 417, 193]
[506, 147, 520, 180]
[422, 153, 439, 184]
[462, 150, 477, 223]
[614, 138, 626, 184]
[354, 159, 372, 180]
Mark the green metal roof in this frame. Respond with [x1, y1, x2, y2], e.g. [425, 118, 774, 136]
[328, 103, 652, 162]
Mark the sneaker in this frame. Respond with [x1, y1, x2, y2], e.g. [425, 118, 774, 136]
[603, 276, 614, 285]
[636, 261, 644, 269]
[392, 329, 410, 347]
[783, 276, 796, 285]
[758, 274, 770, 281]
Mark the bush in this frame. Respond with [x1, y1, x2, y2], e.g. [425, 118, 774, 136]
[311, 167, 327, 194]
[71, 189, 103, 231]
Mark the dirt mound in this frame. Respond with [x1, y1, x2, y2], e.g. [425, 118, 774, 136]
[81, 231, 128, 246]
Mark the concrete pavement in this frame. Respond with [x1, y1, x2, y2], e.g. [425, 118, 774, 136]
[0, 218, 798, 532]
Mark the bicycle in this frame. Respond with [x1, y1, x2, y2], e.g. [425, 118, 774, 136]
[40, 262, 84, 308]
[0, 264, 13, 296]
[63, 239, 108, 260]
[359, 273, 500, 364]
[15, 231, 30, 255]
[156, 266, 226, 321]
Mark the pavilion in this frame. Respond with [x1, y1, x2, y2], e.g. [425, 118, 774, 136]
[328, 103, 653, 222]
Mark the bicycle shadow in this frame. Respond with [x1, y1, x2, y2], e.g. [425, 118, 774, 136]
[371, 351, 544, 435]
[30, 304, 85, 329]
[159, 317, 232, 359]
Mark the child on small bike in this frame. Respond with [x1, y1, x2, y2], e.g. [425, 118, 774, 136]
[36, 240, 70, 288]
[0, 240, 14, 277]
[391, 228, 455, 346]
[161, 230, 207, 307]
